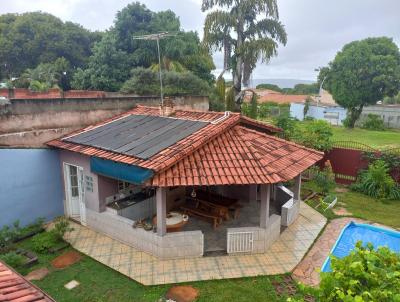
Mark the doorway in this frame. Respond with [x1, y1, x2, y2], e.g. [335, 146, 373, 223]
[63, 163, 86, 225]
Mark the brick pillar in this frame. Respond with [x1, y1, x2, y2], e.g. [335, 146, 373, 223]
[156, 187, 167, 236]
[259, 184, 271, 228]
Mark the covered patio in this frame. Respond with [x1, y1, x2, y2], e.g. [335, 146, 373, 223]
[48, 105, 323, 260]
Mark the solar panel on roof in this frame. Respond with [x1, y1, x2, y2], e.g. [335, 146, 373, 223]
[64, 115, 208, 160]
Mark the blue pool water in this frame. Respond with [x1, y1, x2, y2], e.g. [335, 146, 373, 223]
[321, 222, 400, 272]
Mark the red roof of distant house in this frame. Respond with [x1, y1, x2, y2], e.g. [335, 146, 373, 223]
[0, 261, 55, 302]
[244, 89, 309, 104]
[48, 106, 322, 186]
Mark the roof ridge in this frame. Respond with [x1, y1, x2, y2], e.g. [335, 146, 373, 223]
[236, 125, 324, 156]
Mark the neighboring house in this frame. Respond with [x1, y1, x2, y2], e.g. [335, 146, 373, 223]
[291, 102, 347, 126]
[47, 105, 322, 259]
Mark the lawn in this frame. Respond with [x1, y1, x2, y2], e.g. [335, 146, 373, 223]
[335, 190, 400, 229]
[331, 126, 400, 149]
[11, 237, 303, 302]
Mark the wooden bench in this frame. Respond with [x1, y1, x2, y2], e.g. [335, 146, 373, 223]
[181, 199, 224, 229]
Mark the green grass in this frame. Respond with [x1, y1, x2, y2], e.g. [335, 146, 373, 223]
[331, 126, 400, 149]
[9, 237, 303, 302]
[336, 190, 400, 229]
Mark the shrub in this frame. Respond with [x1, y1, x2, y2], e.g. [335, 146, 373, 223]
[308, 166, 336, 194]
[53, 217, 73, 241]
[31, 231, 59, 253]
[0, 252, 26, 268]
[274, 113, 297, 139]
[362, 113, 385, 131]
[352, 160, 400, 200]
[319, 242, 400, 302]
[291, 120, 333, 151]
[225, 88, 235, 111]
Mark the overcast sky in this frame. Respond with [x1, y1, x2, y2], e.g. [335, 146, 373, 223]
[1, 0, 400, 81]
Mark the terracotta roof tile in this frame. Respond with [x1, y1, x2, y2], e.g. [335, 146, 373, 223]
[0, 261, 55, 302]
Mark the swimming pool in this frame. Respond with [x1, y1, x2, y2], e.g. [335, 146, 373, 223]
[321, 222, 400, 272]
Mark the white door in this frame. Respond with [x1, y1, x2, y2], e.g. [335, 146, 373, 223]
[64, 163, 86, 225]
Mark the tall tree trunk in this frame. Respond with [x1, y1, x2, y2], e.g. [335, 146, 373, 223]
[232, 20, 244, 112]
[347, 104, 364, 128]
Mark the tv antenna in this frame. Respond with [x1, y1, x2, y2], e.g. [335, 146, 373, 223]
[132, 32, 176, 106]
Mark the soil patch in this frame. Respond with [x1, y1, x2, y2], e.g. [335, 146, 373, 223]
[51, 251, 81, 269]
[165, 285, 199, 302]
[333, 207, 352, 216]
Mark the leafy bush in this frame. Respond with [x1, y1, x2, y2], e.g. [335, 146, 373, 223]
[362, 114, 385, 131]
[289, 120, 333, 151]
[31, 231, 59, 253]
[274, 113, 297, 139]
[309, 166, 336, 194]
[0, 252, 26, 268]
[120, 68, 210, 96]
[31, 217, 73, 253]
[319, 242, 400, 302]
[352, 160, 400, 200]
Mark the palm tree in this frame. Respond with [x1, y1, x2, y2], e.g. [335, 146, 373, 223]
[202, 0, 287, 110]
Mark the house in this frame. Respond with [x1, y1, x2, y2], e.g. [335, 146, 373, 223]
[47, 104, 323, 259]
[290, 101, 347, 125]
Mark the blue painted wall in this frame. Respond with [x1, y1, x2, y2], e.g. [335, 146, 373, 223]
[0, 149, 64, 227]
[290, 103, 347, 125]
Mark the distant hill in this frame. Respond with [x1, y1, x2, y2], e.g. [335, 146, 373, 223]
[248, 78, 315, 89]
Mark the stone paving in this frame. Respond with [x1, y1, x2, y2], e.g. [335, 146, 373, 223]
[65, 202, 326, 285]
[292, 217, 365, 286]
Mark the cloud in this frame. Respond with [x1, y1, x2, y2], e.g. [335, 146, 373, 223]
[1, 0, 399, 81]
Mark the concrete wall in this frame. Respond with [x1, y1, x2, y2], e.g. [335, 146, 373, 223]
[360, 105, 400, 129]
[0, 95, 209, 147]
[0, 149, 64, 227]
[86, 209, 204, 259]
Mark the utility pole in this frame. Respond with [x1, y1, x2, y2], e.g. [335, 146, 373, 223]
[132, 32, 176, 107]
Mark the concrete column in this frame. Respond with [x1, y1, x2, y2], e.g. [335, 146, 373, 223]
[249, 184, 258, 202]
[259, 184, 271, 228]
[294, 174, 302, 201]
[156, 187, 167, 236]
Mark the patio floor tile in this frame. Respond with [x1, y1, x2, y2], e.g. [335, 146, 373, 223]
[65, 202, 326, 285]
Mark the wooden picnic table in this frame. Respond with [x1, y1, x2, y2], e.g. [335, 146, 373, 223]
[195, 190, 241, 219]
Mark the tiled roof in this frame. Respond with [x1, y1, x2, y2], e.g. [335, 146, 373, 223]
[47, 105, 320, 186]
[149, 126, 323, 186]
[0, 261, 55, 302]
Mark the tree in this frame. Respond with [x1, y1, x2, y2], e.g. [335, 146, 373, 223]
[202, 0, 287, 110]
[256, 83, 282, 92]
[120, 67, 210, 96]
[71, 34, 130, 91]
[0, 12, 100, 78]
[320, 37, 400, 128]
[249, 92, 258, 118]
[225, 88, 235, 111]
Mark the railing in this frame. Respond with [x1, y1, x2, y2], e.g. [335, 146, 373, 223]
[227, 231, 254, 254]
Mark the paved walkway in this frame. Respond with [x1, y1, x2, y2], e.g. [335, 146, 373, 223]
[64, 202, 326, 285]
[292, 217, 365, 286]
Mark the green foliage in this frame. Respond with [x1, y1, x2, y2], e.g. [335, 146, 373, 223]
[383, 92, 400, 104]
[225, 88, 236, 112]
[352, 160, 400, 200]
[319, 242, 400, 302]
[309, 166, 336, 194]
[361, 114, 385, 131]
[256, 83, 282, 92]
[202, 0, 287, 103]
[0, 12, 100, 78]
[320, 37, 400, 128]
[294, 120, 333, 151]
[275, 114, 297, 139]
[0, 252, 25, 268]
[71, 33, 130, 91]
[258, 102, 289, 119]
[303, 96, 312, 118]
[249, 93, 258, 119]
[120, 68, 210, 96]
[31, 217, 72, 253]
[0, 218, 44, 252]
[216, 77, 226, 102]
[363, 151, 400, 170]
[31, 231, 59, 253]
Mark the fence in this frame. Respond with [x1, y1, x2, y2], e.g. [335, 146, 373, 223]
[320, 141, 400, 185]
